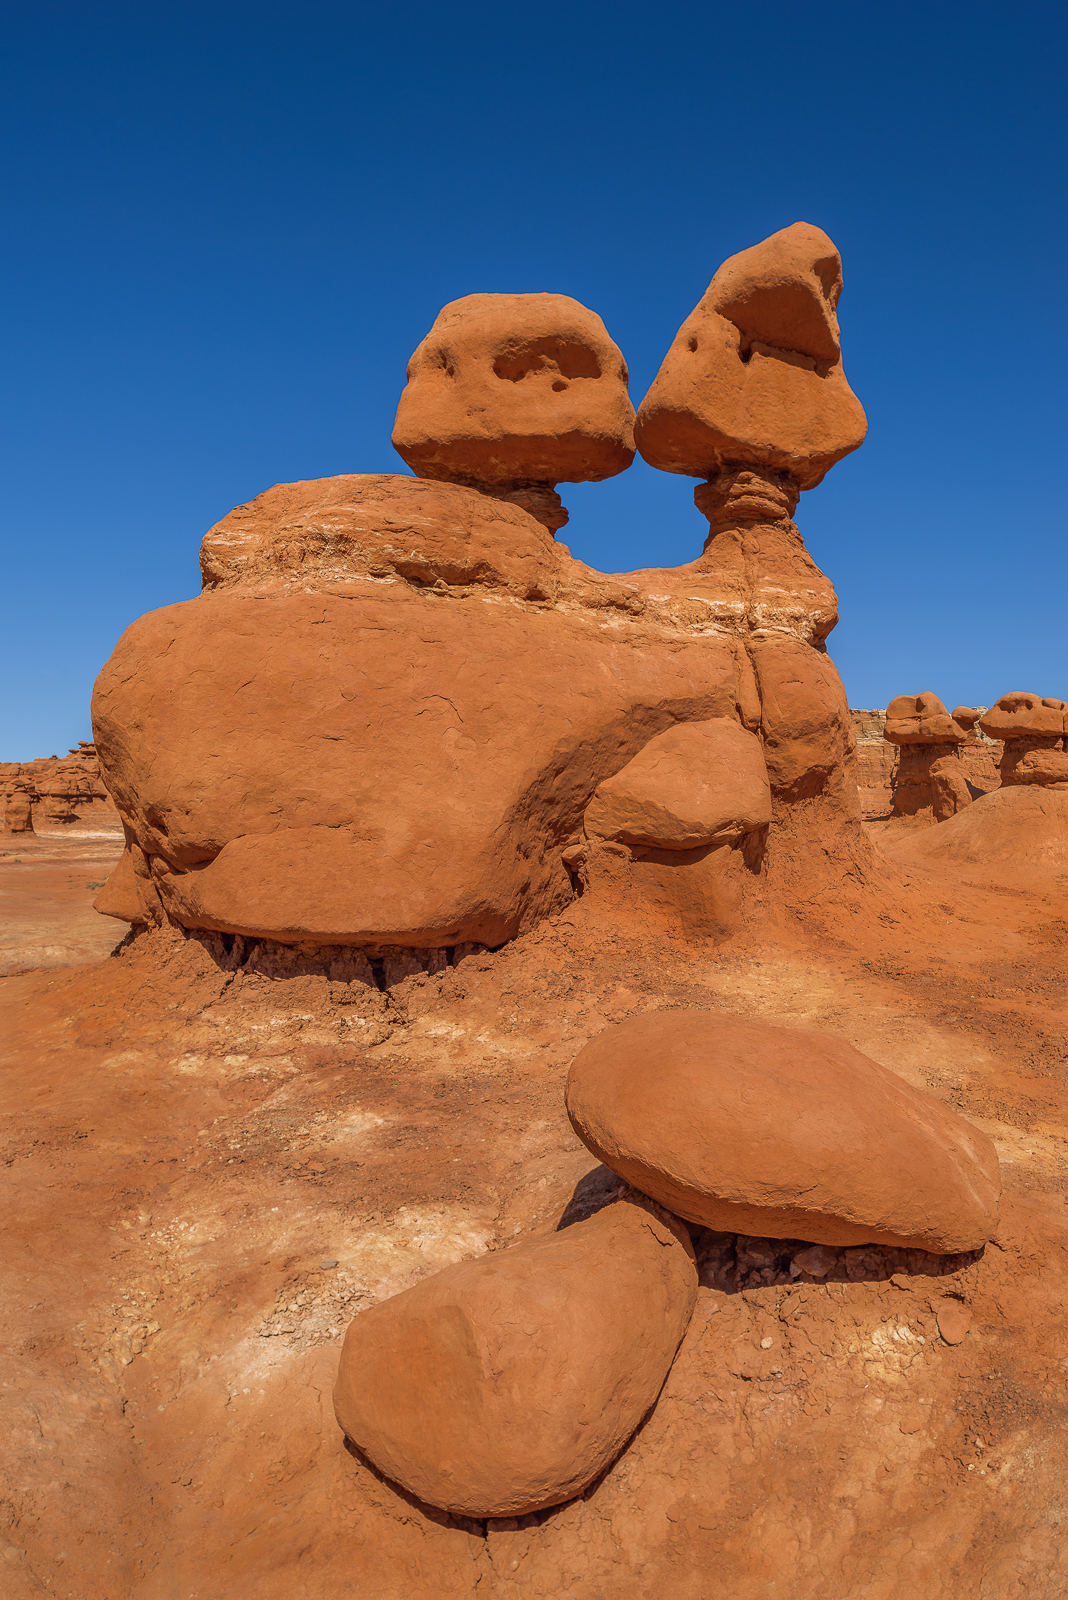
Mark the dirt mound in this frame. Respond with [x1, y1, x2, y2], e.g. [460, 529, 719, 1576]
[880, 786, 1068, 871]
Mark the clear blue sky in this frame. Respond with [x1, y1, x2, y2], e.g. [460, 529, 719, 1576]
[2, 1, 1065, 759]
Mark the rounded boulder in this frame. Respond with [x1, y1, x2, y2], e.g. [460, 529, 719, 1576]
[333, 1195, 697, 1517]
[565, 1011, 1000, 1253]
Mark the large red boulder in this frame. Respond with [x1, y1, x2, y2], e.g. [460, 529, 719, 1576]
[333, 1195, 697, 1517]
[566, 1011, 1000, 1253]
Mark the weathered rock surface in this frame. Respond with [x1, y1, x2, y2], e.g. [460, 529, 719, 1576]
[881, 695, 1001, 823]
[979, 693, 1067, 742]
[883, 693, 967, 747]
[979, 694, 1068, 790]
[583, 718, 771, 849]
[851, 708, 899, 817]
[333, 1194, 697, 1517]
[566, 1010, 1001, 1252]
[882, 785, 1068, 871]
[634, 223, 866, 490]
[93, 470, 867, 948]
[392, 292, 634, 532]
[0, 742, 120, 834]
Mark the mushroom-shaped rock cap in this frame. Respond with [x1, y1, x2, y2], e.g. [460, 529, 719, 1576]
[884, 692, 967, 746]
[393, 292, 635, 487]
[634, 223, 867, 490]
[565, 1010, 1001, 1253]
[979, 693, 1067, 741]
[951, 706, 984, 731]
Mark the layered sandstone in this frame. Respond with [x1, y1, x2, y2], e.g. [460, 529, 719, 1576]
[0, 742, 120, 834]
[851, 708, 898, 818]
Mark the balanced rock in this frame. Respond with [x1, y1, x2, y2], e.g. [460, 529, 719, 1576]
[93, 237, 872, 959]
[883, 693, 967, 746]
[634, 222, 867, 492]
[332, 1195, 697, 1517]
[979, 694, 1068, 789]
[565, 1011, 1000, 1253]
[882, 693, 977, 822]
[393, 292, 635, 532]
[583, 718, 771, 850]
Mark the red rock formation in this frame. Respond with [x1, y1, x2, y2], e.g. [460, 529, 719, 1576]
[92, 239, 874, 959]
[0, 742, 120, 835]
[883, 694, 1000, 823]
[634, 222, 867, 491]
[333, 1194, 696, 1517]
[392, 292, 635, 533]
[851, 708, 898, 817]
[979, 693, 1068, 789]
[566, 1011, 1001, 1253]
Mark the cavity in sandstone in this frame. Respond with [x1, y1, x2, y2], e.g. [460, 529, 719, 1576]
[392, 292, 635, 533]
[634, 221, 866, 499]
[565, 1010, 1001, 1253]
[332, 1194, 697, 1517]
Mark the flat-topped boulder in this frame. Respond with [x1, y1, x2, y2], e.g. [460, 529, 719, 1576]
[566, 1010, 1000, 1253]
[333, 1195, 697, 1517]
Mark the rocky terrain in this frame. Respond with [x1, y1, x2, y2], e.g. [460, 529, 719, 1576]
[3, 222, 1067, 1599]
[1, 743, 121, 835]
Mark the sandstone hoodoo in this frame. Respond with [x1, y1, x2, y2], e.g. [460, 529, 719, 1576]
[883, 692, 971, 822]
[392, 291, 635, 533]
[634, 221, 866, 498]
[566, 1011, 1001, 1252]
[979, 693, 1068, 789]
[333, 1194, 697, 1518]
[91, 237, 874, 960]
[882, 692, 1001, 822]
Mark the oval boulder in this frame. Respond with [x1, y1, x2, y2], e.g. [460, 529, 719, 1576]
[333, 1194, 697, 1517]
[565, 1011, 1000, 1253]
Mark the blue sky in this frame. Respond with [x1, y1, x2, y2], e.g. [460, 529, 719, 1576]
[2, 1, 1065, 758]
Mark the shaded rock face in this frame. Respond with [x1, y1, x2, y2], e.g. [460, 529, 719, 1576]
[332, 1195, 697, 1518]
[0, 742, 120, 834]
[980, 694, 1068, 790]
[566, 1010, 1001, 1253]
[392, 292, 635, 534]
[92, 471, 867, 954]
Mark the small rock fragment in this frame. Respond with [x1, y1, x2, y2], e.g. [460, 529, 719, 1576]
[936, 1302, 971, 1345]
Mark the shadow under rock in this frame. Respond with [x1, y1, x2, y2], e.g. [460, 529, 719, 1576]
[554, 1168, 983, 1287]
[693, 1228, 984, 1293]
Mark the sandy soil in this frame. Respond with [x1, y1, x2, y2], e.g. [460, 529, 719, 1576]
[2, 820, 1067, 1598]
[0, 831, 125, 977]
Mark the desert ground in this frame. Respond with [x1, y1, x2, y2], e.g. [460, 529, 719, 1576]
[3, 808, 1067, 1600]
